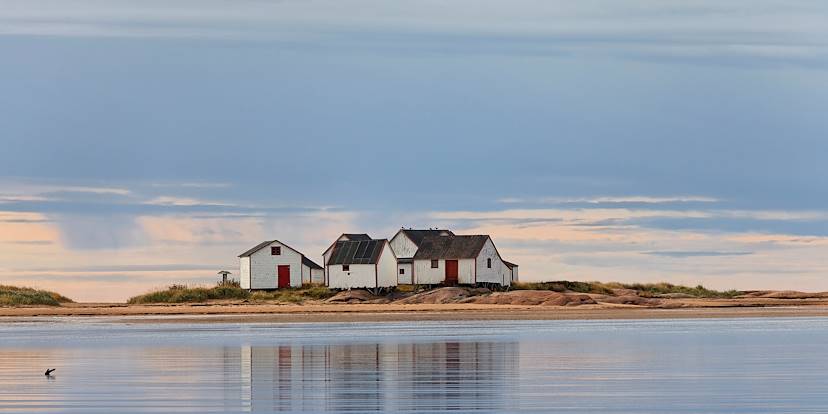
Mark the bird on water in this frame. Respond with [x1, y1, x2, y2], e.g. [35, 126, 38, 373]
[44, 369, 55, 376]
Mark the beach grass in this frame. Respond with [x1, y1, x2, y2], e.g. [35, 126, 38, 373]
[127, 283, 337, 304]
[512, 281, 741, 298]
[0, 285, 74, 306]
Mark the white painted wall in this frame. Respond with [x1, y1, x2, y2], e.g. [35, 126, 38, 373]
[240, 257, 251, 289]
[302, 263, 311, 284]
[397, 263, 413, 284]
[311, 268, 324, 284]
[458, 259, 475, 284]
[475, 238, 511, 286]
[511, 266, 519, 282]
[389, 231, 418, 258]
[376, 243, 397, 288]
[412, 258, 475, 285]
[327, 264, 377, 290]
[248, 241, 303, 289]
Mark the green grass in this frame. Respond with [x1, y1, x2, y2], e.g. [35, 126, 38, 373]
[127, 284, 250, 304]
[512, 281, 741, 298]
[249, 285, 337, 303]
[127, 283, 337, 304]
[0, 285, 73, 306]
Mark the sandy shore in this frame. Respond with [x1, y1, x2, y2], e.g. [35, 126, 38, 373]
[4, 299, 828, 323]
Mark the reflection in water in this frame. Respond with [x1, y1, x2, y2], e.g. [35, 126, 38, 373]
[4, 319, 828, 412]
[239, 342, 518, 412]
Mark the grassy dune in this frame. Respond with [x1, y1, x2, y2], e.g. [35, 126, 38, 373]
[0, 285, 74, 306]
[127, 283, 336, 304]
[512, 281, 741, 298]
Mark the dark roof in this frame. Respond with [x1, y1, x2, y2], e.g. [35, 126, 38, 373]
[302, 256, 323, 269]
[397, 258, 413, 264]
[413, 235, 490, 260]
[342, 233, 372, 241]
[238, 240, 275, 257]
[503, 260, 518, 269]
[327, 239, 387, 265]
[400, 229, 454, 246]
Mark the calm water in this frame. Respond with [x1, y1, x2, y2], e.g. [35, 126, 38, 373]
[1, 317, 827, 413]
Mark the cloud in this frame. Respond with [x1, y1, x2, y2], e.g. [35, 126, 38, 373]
[643, 250, 753, 258]
[498, 195, 720, 205]
[143, 196, 235, 207]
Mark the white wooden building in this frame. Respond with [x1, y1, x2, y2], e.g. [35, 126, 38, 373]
[411, 235, 514, 287]
[238, 240, 324, 290]
[322, 233, 372, 285]
[389, 229, 454, 284]
[325, 238, 397, 290]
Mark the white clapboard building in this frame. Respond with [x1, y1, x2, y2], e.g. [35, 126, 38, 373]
[322, 233, 372, 285]
[324, 238, 397, 290]
[411, 234, 513, 287]
[238, 240, 324, 290]
[389, 229, 454, 284]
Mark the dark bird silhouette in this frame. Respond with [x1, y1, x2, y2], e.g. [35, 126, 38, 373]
[44, 369, 55, 376]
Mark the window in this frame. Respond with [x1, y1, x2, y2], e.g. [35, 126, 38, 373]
[271, 246, 281, 256]
[399, 268, 405, 275]
[431, 260, 439, 268]
[487, 258, 492, 268]
[343, 264, 350, 271]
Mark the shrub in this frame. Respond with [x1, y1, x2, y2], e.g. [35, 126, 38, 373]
[0, 285, 73, 306]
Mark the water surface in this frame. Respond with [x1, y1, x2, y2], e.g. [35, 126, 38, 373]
[1, 317, 827, 413]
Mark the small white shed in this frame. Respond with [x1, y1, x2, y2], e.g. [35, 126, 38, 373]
[325, 238, 397, 290]
[322, 233, 372, 285]
[239, 240, 323, 290]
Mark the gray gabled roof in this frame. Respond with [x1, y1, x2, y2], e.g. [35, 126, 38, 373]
[238, 240, 276, 258]
[399, 229, 454, 246]
[412, 235, 490, 260]
[342, 233, 372, 241]
[327, 239, 387, 265]
[503, 260, 518, 269]
[302, 256, 323, 269]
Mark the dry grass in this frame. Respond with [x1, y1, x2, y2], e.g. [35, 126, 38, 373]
[127, 283, 337, 304]
[512, 281, 741, 298]
[0, 285, 73, 306]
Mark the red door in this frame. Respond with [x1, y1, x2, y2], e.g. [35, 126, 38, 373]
[277, 265, 291, 288]
[445, 260, 459, 286]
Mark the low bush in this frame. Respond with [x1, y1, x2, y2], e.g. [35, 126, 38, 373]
[0, 285, 73, 306]
[127, 283, 337, 304]
[512, 281, 740, 298]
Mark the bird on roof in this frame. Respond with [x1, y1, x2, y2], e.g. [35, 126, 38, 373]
[44, 368, 55, 376]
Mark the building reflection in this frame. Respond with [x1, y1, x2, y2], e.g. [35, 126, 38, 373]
[239, 341, 518, 412]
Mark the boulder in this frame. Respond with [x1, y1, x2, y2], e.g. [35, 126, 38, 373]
[326, 290, 378, 303]
[394, 287, 477, 304]
[472, 291, 596, 306]
[598, 295, 661, 306]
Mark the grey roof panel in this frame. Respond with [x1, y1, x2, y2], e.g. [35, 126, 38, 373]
[327, 239, 387, 265]
[400, 229, 454, 246]
[412, 235, 490, 260]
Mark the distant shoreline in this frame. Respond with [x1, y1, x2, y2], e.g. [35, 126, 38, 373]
[4, 300, 828, 323]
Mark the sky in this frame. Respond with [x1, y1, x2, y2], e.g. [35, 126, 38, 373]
[1, 0, 827, 302]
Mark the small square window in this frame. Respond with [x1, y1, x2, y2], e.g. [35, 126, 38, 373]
[487, 258, 492, 268]
[431, 260, 439, 268]
[343, 264, 350, 271]
[271, 246, 281, 255]
[399, 268, 405, 275]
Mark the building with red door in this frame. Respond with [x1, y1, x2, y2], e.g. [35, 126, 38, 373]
[411, 235, 513, 287]
[238, 240, 323, 290]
